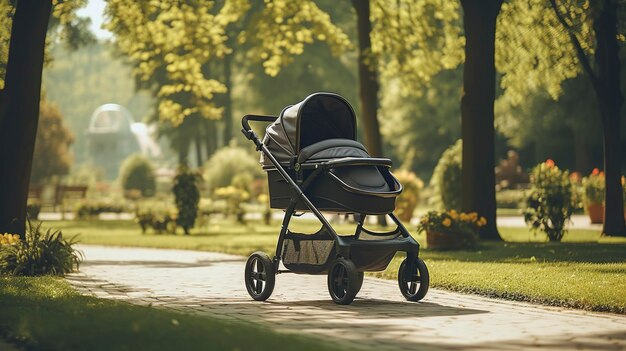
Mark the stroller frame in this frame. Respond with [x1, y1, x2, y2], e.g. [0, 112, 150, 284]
[242, 114, 429, 305]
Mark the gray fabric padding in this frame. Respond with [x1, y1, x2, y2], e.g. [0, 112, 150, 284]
[298, 139, 369, 163]
[332, 166, 391, 191]
[261, 93, 357, 167]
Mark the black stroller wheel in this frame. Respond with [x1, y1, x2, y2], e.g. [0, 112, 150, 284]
[244, 252, 276, 301]
[398, 257, 429, 302]
[355, 271, 364, 294]
[327, 258, 359, 305]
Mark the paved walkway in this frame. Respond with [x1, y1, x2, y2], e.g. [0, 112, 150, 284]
[67, 245, 626, 351]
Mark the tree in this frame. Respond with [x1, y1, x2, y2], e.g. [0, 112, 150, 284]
[0, 0, 52, 236]
[551, 0, 626, 236]
[31, 100, 74, 184]
[0, 0, 87, 236]
[495, 0, 626, 236]
[460, 0, 503, 240]
[105, 0, 350, 165]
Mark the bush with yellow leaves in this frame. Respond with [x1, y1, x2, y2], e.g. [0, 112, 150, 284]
[393, 170, 424, 222]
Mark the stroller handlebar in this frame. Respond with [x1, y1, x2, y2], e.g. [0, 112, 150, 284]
[241, 114, 277, 131]
[307, 157, 393, 169]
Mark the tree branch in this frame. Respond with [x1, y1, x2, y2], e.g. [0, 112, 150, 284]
[549, 0, 600, 93]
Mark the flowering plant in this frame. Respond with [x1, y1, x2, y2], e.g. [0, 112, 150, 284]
[0, 233, 21, 246]
[417, 210, 486, 241]
[524, 159, 574, 242]
[582, 168, 605, 204]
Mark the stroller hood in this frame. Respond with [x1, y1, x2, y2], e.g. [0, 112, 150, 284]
[262, 92, 357, 166]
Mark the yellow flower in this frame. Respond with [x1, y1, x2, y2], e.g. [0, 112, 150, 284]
[448, 209, 459, 220]
[468, 212, 478, 222]
[477, 217, 487, 227]
[442, 218, 452, 227]
[459, 213, 469, 221]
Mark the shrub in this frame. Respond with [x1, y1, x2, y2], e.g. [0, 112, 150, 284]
[524, 159, 574, 242]
[213, 185, 250, 224]
[26, 203, 42, 220]
[204, 146, 263, 190]
[393, 170, 423, 222]
[172, 166, 201, 234]
[496, 189, 526, 209]
[582, 168, 605, 204]
[0, 223, 81, 276]
[74, 200, 128, 219]
[417, 210, 485, 248]
[119, 154, 156, 197]
[430, 140, 462, 210]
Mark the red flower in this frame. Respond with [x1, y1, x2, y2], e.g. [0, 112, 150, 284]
[592, 168, 600, 176]
[545, 159, 555, 168]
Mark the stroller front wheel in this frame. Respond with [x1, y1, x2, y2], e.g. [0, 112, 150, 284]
[398, 257, 429, 302]
[327, 258, 359, 305]
[244, 251, 276, 301]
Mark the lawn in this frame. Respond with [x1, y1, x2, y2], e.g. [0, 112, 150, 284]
[0, 276, 339, 351]
[50, 218, 626, 314]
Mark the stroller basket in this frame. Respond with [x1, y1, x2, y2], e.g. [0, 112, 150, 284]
[283, 227, 404, 274]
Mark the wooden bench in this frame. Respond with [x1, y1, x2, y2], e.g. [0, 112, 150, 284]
[54, 185, 88, 218]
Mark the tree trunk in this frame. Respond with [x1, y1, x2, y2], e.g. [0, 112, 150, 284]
[595, 0, 626, 236]
[194, 133, 204, 167]
[352, 0, 386, 226]
[460, 0, 503, 240]
[204, 119, 218, 158]
[222, 53, 233, 147]
[0, 0, 52, 237]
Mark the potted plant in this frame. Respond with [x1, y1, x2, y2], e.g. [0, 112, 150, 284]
[417, 210, 486, 250]
[582, 168, 605, 224]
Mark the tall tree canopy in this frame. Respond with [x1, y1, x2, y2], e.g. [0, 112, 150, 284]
[104, 0, 350, 164]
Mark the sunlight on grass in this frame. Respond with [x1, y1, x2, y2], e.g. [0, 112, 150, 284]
[47, 218, 626, 313]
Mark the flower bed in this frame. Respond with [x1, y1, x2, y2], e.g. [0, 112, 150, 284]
[417, 210, 486, 250]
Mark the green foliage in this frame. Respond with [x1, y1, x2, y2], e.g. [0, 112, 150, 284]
[380, 68, 462, 178]
[582, 168, 605, 204]
[31, 100, 74, 183]
[524, 160, 575, 241]
[495, 0, 593, 106]
[496, 189, 526, 209]
[0, 223, 81, 276]
[43, 42, 155, 165]
[74, 201, 129, 220]
[172, 166, 201, 234]
[119, 154, 156, 197]
[0, 0, 90, 89]
[430, 140, 462, 210]
[213, 185, 250, 224]
[371, 0, 464, 96]
[204, 146, 263, 190]
[393, 170, 423, 222]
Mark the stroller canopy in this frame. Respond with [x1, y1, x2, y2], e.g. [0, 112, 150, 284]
[263, 93, 357, 164]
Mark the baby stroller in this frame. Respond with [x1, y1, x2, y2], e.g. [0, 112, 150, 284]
[241, 92, 429, 305]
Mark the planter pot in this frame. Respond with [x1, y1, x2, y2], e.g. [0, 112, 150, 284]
[586, 202, 604, 224]
[426, 231, 466, 251]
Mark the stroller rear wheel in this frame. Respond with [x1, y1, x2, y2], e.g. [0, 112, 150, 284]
[327, 258, 359, 305]
[398, 257, 429, 302]
[244, 252, 276, 301]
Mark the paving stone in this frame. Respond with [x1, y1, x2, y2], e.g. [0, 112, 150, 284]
[66, 244, 626, 351]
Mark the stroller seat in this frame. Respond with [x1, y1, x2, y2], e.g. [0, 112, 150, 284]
[299, 139, 393, 193]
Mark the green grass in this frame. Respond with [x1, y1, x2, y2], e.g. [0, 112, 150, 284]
[0, 276, 339, 351]
[50, 219, 626, 314]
